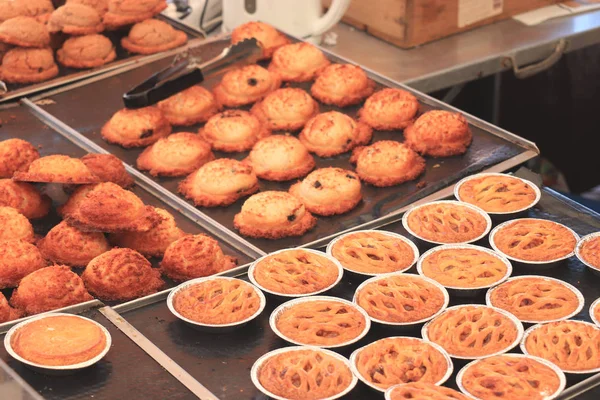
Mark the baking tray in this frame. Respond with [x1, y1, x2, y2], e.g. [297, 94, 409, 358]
[115, 172, 600, 399]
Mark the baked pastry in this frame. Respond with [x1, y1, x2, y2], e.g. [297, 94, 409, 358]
[37, 221, 110, 268]
[358, 88, 419, 130]
[230, 21, 289, 59]
[10, 315, 107, 366]
[0, 179, 51, 219]
[156, 86, 218, 126]
[173, 278, 261, 324]
[311, 64, 375, 107]
[404, 110, 472, 157]
[269, 42, 330, 82]
[67, 0, 108, 17]
[257, 349, 353, 400]
[109, 207, 186, 258]
[420, 246, 509, 288]
[101, 106, 171, 148]
[354, 337, 449, 390]
[10, 265, 93, 315]
[579, 235, 600, 269]
[121, 18, 186, 55]
[387, 383, 467, 400]
[299, 111, 372, 157]
[457, 174, 538, 213]
[289, 168, 362, 216]
[48, 4, 104, 35]
[160, 234, 237, 282]
[524, 320, 600, 371]
[0, 292, 21, 323]
[0, 239, 46, 289]
[350, 140, 425, 187]
[426, 305, 520, 358]
[103, 0, 167, 29]
[0, 206, 34, 243]
[82, 248, 164, 301]
[275, 299, 367, 346]
[57, 34, 116, 69]
[492, 219, 577, 262]
[234, 191, 317, 239]
[136, 132, 214, 177]
[406, 201, 489, 244]
[331, 231, 416, 274]
[593, 300, 600, 326]
[0, 47, 58, 83]
[13, 155, 100, 184]
[245, 135, 315, 181]
[489, 277, 581, 322]
[460, 355, 563, 400]
[0, 138, 39, 178]
[0, 0, 54, 24]
[252, 249, 339, 295]
[57, 184, 95, 218]
[199, 110, 271, 152]
[0, 16, 50, 47]
[63, 182, 161, 233]
[178, 158, 259, 207]
[212, 64, 281, 108]
[80, 154, 134, 188]
[250, 88, 319, 131]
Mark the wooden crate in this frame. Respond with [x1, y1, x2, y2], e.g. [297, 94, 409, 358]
[325, 0, 557, 48]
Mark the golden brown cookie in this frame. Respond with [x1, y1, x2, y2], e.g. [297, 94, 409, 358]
[299, 111, 372, 157]
[82, 248, 164, 301]
[350, 140, 426, 187]
[57, 34, 116, 69]
[311, 64, 375, 107]
[67, 0, 109, 17]
[178, 158, 259, 207]
[0, 16, 50, 48]
[234, 191, 317, 239]
[48, 4, 104, 35]
[121, 18, 187, 55]
[0, 0, 54, 24]
[57, 184, 95, 218]
[103, 0, 167, 29]
[251, 88, 319, 131]
[109, 208, 186, 258]
[212, 64, 281, 108]
[0, 139, 39, 179]
[269, 42, 330, 82]
[199, 110, 271, 152]
[101, 106, 171, 148]
[245, 135, 315, 181]
[0, 206, 34, 243]
[136, 132, 214, 177]
[157, 86, 219, 126]
[289, 168, 362, 216]
[358, 88, 419, 130]
[37, 221, 110, 267]
[230, 21, 290, 59]
[0, 47, 58, 83]
[0, 180, 50, 219]
[0, 292, 21, 323]
[0, 240, 46, 289]
[10, 265, 94, 316]
[404, 110, 472, 157]
[80, 154, 134, 188]
[161, 234, 237, 282]
[13, 155, 100, 184]
[0, 42, 10, 62]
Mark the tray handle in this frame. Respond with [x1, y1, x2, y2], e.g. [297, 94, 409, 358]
[510, 39, 568, 80]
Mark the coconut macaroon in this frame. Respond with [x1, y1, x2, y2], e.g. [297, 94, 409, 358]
[404, 110, 472, 157]
[0, 206, 35, 243]
[67, 0, 108, 17]
[101, 106, 171, 148]
[199, 110, 271, 153]
[157, 86, 219, 126]
[13, 155, 100, 184]
[102, 0, 167, 29]
[269, 42, 330, 82]
[0, 47, 58, 84]
[230, 21, 290, 59]
[0, 16, 50, 48]
[311, 64, 375, 107]
[80, 154, 134, 188]
[244, 135, 315, 181]
[57, 184, 95, 218]
[0, 240, 46, 289]
[0, 0, 54, 24]
[358, 88, 419, 130]
[251, 88, 319, 131]
[0, 292, 21, 323]
[160, 234, 237, 282]
[57, 34, 116, 69]
[213, 64, 281, 108]
[0, 138, 39, 178]
[121, 18, 187, 55]
[0, 180, 50, 219]
[47, 4, 104, 35]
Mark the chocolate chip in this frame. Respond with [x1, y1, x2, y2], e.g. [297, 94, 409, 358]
[313, 181, 322, 188]
[140, 129, 154, 139]
[247, 78, 258, 86]
[346, 174, 356, 180]
[287, 214, 296, 222]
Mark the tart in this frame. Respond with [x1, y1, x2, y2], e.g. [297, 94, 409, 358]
[0, 138, 39, 178]
[212, 64, 281, 107]
[404, 110, 472, 157]
[0, 179, 51, 219]
[358, 88, 419, 130]
[250, 88, 319, 131]
[0, 16, 50, 48]
[311, 64, 375, 107]
[299, 111, 372, 157]
[57, 34, 116, 69]
[269, 42, 330, 82]
[289, 168, 362, 216]
[121, 18, 187, 55]
[172, 278, 261, 325]
[488, 277, 582, 322]
[0, 239, 46, 289]
[251, 249, 339, 295]
[0, 206, 34, 243]
[102, 0, 167, 29]
[13, 155, 100, 184]
[80, 153, 134, 188]
[405, 201, 490, 244]
[0, 292, 21, 323]
[136, 132, 214, 177]
[234, 191, 317, 239]
[387, 383, 467, 400]
[101, 106, 171, 148]
[157, 86, 219, 126]
[10, 315, 107, 366]
[425, 305, 521, 358]
[0, 47, 58, 84]
[199, 110, 271, 153]
[48, 4, 104, 35]
[523, 320, 600, 372]
[354, 337, 450, 390]
[330, 231, 416, 274]
[245, 135, 315, 181]
[230, 21, 290, 59]
[178, 158, 259, 208]
[577, 233, 600, 270]
[67, 0, 108, 17]
[350, 140, 425, 187]
[457, 174, 538, 213]
[491, 219, 577, 262]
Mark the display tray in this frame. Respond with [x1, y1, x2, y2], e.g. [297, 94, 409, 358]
[31, 35, 538, 255]
[116, 175, 600, 399]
